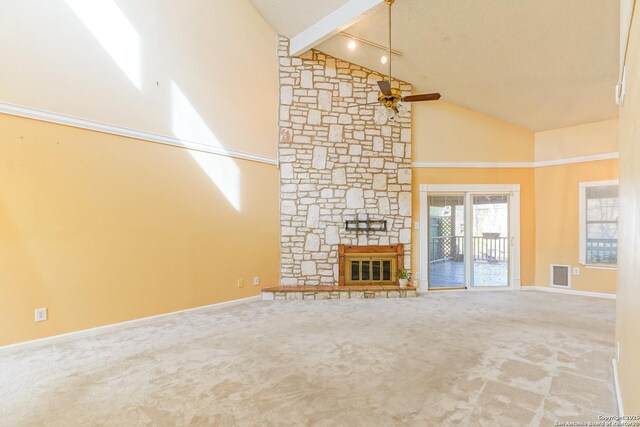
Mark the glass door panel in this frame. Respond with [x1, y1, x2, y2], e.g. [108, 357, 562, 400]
[382, 260, 392, 281]
[362, 262, 370, 281]
[372, 260, 381, 281]
[428, 195, 465, 289]
[471, 195, 509, 287]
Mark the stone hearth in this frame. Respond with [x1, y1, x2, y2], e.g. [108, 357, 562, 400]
[261, 285, 417, 300]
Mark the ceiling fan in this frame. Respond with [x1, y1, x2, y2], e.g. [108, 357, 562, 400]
[374, 0, 441, 115]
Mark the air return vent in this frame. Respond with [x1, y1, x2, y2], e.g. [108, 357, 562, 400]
[550, 264, 571, 288]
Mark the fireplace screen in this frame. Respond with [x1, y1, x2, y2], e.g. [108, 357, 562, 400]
[346, 255, 396, 285]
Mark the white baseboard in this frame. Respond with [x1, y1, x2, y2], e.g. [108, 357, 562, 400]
[521, 285, 615, 300]
[0, 295, 260, 353]
[612, 358, 625, 417]
[2, 286, 615, 351]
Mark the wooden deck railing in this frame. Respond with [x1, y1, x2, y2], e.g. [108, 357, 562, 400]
[586, 238, 617, 264]
[429, 236, 509, 262]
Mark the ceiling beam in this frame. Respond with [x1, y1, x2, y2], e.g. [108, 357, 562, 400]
[289, 0, 383, 57]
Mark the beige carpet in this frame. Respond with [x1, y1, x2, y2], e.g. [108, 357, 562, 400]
[0, 291, 616, 426]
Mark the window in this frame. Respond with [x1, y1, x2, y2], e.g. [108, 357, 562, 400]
[579, 180, 619, 267]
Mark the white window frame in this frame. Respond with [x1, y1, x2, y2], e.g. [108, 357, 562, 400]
[578, 179, 619, 269]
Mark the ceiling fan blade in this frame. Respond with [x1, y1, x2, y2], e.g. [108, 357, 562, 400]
[402, 93, 441, 102]
[377, 80, 392, 96]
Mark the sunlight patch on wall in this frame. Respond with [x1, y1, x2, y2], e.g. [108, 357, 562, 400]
[170, 82, 241, 211]
[64, 0, 142, 90]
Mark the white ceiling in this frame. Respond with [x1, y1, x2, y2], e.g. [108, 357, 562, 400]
[251, 0, 620, 131]
[250, 0, 352, 38]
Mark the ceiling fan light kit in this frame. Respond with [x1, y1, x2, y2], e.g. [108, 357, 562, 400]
[372, 0, 441, 118]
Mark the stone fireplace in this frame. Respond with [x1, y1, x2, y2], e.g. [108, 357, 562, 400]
[277, 36, 413, 287]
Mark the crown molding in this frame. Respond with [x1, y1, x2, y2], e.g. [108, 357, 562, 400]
[0, 101, 278, 166]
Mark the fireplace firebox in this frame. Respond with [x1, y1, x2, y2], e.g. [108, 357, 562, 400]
[338, 244, 404, 287]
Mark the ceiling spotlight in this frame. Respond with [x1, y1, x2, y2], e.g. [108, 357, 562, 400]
[348, 39, 357, 50]
[380, 55, 388, 64]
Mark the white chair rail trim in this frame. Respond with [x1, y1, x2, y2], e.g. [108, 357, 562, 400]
[0, 101, 278, 166]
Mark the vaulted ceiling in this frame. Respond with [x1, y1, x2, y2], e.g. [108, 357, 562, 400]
[250, 0, 620, 131]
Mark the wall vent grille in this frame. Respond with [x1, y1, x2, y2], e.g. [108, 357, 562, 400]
[550, 264, 571, 288]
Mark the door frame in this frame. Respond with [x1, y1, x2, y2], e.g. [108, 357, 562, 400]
[419, 184, 521, 292]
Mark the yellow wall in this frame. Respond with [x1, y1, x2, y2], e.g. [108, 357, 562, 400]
[535, 119, 619, 161]
[616, 0, 640, 413]
[413, 101, 535, 162]
[534, 160, 618, 293]
[0, 0, 279, 159]
[411, 92, 619, 295]
[0, 115, 279, 346]
[411, 168, 536, 286]
[411, 162, 620, 293]
[0, 0, 280, 347]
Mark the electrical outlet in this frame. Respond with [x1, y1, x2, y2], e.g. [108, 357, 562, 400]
[35, 307, 47, 322]
[616, 342, 621, 363]
[573, 267, 580, 276]
[414, 222, 420, 230]
[253, 276, 260, 286]
[237, 279, 244, 288]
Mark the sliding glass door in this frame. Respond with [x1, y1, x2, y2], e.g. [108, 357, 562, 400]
[427, 195, 465, 289]
[471, 195, 509, 287]
[424, 189, 515, 290]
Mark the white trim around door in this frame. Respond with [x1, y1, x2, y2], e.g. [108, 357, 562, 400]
[419, 184, 521, 292]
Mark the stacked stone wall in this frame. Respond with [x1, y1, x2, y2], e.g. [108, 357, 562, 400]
[278, 36, 412, 286]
